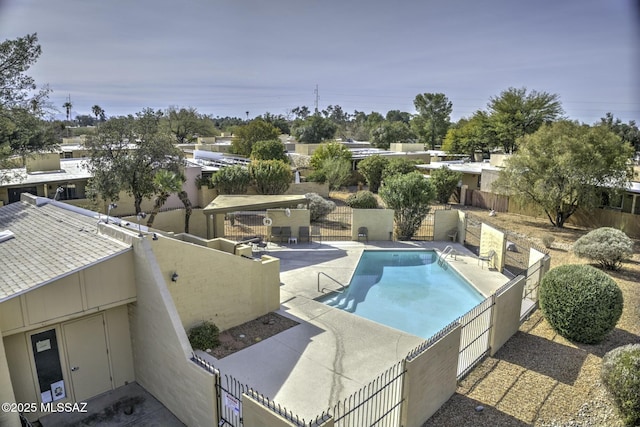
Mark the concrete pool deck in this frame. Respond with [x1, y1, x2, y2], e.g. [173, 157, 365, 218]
[197, 240, 510, 421]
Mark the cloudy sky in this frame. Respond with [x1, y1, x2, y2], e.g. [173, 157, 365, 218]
[1, 0, 638, 123]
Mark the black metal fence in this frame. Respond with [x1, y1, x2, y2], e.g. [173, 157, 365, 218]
[332, 362, 406, 427]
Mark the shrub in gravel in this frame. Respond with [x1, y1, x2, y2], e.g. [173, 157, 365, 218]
[304, 192, 336, 221]
[572, 227, 633, 270]
[601, 344, 640, 426]
[539, 264, 623, 344]
[188, 321, 220, 350]
[541, 233, 555, 248]
[345, 191, 379, 209]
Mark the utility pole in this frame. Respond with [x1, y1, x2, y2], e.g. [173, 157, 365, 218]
[314, 85, 319, 115]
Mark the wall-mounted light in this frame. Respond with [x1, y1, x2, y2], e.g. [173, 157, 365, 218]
[171, 272, 179, 282]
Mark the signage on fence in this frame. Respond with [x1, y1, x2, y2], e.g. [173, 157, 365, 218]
[224, 392, 240, 415]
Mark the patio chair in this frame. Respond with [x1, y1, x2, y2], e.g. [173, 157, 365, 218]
[310, 225, 322, 243]
[478, 249, 496, 269]
[269, 226, 281, 243]
[280, 226, 292, 243]
[447, 229, 458, 242]
[298, 226, 310, 243]
[357, 226, 368, 242]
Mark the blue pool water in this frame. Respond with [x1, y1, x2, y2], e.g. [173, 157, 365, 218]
[320, 250, 484, 339]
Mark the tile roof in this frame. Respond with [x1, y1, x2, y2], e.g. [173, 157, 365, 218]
[0, 200, 131, 302]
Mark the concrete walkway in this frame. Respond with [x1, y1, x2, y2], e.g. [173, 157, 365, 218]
[198, 240, 510, 421]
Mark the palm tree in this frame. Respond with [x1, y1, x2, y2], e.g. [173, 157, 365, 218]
[177, 190, 193, 233]
[63, 99, 72, 122]
[146, 170, 183, 228]
[92, 105, 105, 123]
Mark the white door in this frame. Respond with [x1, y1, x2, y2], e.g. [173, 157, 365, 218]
[63, 315, 112, 401]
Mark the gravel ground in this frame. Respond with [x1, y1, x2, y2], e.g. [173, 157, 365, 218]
[423, 208, 639, 427]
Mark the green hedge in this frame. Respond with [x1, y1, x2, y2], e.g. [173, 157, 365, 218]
[187, 321, 220, 351]
[539, 264, 623, 344]
[346, 191, 378, 209]
[601, 344, 640, 426]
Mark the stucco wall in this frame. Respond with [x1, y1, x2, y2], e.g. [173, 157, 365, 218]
[129, 237, 218, 427]
[267, 208, 310, 239]
[242, 393, 329, 427]
[351, 209, 394, 241]
[489, 277, 525, 356]
[0, 334, 20, 427]
[401, 325, 461, 427]
[479, 223, 506, 272]
[284, 182, 330, 197]
[150, 234, 280, 331]
[433, 209, 463, 242]
[123, 208, 208, 238]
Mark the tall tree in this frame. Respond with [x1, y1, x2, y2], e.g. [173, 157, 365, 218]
[92, 105, 105, 122]
[86, 109, 184, 214]
[600, 112, 640, 153]
[309, 141, 352, 169]
[493, 121, 633, 228]
[0, 33, 49, 109]
[63, 99, 72, 122]
[442, 111, 496, 156]
[370, 121, 416, 149]
[488, 87, 563, 153]
[292, 114, 337, 143]
[231, 119, 280, 156]
[250, 139, 288, 162]
[164, 106, 217, 144]
[357, 155, 389, 193]
[249, 160, 292, 195]
[411, 93, 452, 149]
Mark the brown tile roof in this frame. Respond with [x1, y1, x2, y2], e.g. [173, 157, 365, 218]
[0, 200, 131, 302]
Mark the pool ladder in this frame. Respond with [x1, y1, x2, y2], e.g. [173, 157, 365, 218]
[437, 245, 455, 268]
[317, 272, 346, 294]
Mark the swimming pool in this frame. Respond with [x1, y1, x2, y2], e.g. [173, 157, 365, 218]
[320, 250, 484, 339]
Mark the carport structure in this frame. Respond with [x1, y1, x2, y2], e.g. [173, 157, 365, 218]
[202, 194, 310, 239]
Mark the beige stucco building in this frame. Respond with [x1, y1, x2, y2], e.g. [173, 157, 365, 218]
[0, 193, 281, 426]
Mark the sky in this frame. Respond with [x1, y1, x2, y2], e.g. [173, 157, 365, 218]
[0, 0, 638, 124]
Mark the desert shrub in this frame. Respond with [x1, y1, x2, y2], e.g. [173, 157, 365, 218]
[320, 157, 351, 190]
[430, 166, 463, 204]
[357, 155, 389, 193]
[541, 233, 555, 248]
[305, 169, 326, 183]
[249, 160, 292, 194]
[539, 264, 623, 344]
[379, 171, 435, 240]
[601, 344, 640, 426]
[305, 192, 336, 221]
[346, 191, 379, 209]
[572, 227, 633, 270]
[187, 321, 220, 351]
[211, 165, 251, 194]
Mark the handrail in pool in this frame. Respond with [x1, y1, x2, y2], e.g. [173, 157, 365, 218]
[437, 245, 455, 266]
[317, 272, 346, 294]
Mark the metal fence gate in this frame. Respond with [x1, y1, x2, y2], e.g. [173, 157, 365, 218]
[216, 373, 247, 427]
[457, 296, 494, 379]
[332, 361, 405, 427]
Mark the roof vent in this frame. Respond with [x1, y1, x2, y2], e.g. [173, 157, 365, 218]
[0, 230, 15, 243]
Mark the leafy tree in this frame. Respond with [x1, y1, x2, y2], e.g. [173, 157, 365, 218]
[164, 106, 217, 144]
[488, 87, 563, 153]
[211, 165, 251, 194]
[231, 119, 280, 156]
[260, 112, 290, 135]
[293, 114, 337, 143]
[572, 227, 633, 270]
[0, 106, 59, 164]
[75, 114, 95, 127]
[600, 112, 640, 153]
[357, 155, 389, 193]
[291, 106, 311, 120]
[385, 110, 411, 124]
[0, 33, 49, 109]
[382, 158, 417, 180]
[85, 109, 183, 214]
[250, 139, 288, 162]
[309, 141, 352, 169]
[249, 160, 291, 194]
[493, 121, 633, 228]
[430, 166, 463, 203]
[92, 105, 105, 122]
[442, 111, 496, 156]
[147, 170, 183, 228]
[411, 93, 452, 149]
[320, 157, 351, 190]
[370, 121, 416, 149]
[379, 171, 435, 240]
[212, 115, 244, 132]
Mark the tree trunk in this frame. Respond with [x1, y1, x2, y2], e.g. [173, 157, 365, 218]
[178, 191, 192, 234]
